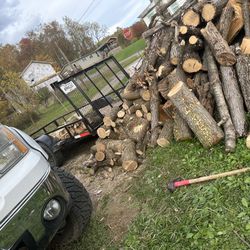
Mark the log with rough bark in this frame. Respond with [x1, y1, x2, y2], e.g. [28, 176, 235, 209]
[159, 27, 175, 56]
[170, 41, 181, 65]
[156, 61, 174, 79]
[149, 75, 160, 146]
[158, 78, 169, 100]
[168, 81, 224, 148]
[182, 49, 202, 73]
[201, 22, 236, 66]
[157, 119, 173, 147]
[218, 2, 234, 40]
[182, 9, 200, 27]
[96, 139, 124, 153]
[121, 139, 138, 171]
[220, 65, 247, 137]
[103, 106, 120, 127]
[235, 53, 250, 112]
[240, 0, 250, 54]
[205, 47, 236, 152]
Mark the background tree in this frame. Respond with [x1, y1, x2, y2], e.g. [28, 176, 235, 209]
[86, 21, 107, 43]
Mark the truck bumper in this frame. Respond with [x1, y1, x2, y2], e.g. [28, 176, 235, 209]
[0, 170, 70, 250]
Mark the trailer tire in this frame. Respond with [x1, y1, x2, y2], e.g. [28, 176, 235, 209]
[51, 168, 92, 247]
[38, 142, 64, 168]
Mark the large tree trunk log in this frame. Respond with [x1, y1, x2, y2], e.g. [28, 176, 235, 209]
[173, 111, 193, 141]
[220, 66, 247, 137]
[159, 27, 175, 56]
[149, 75, 160, 146]
[205, 47, 236, 152]
[157, 119, 173, 147]
[96, 139, 124, 153]
[168, 81, 224, 148]
[121, 139, 138, 171]
[218, 2, 234, 40]
[235, 53, 250, 112]
[201, 22, 236, 66]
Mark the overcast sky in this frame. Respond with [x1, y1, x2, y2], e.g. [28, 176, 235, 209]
[0, 0, 149, 45]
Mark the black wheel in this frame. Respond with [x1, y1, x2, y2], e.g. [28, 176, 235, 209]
[38, 143, 64, 168]
[51, 168, 92, 247]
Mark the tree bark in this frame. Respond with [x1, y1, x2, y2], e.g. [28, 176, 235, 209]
[241, 0, 250, 54]
[220, 65, 247, 137]
[168, 81, 224, 148]
[201, 22, 236, 66]
[157, 119, 174, 147]
[205, 46, 236, 152]
[170, 41, 181, 65]
[121, 139, 138, 171]
[235, 53, 250, 112]
[103, 106, 120, 127]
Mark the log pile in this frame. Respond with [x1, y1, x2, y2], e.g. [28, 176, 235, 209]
[84, 0, 250, 173]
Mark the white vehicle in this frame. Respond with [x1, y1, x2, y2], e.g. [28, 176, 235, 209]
[0, 124, 92, 249]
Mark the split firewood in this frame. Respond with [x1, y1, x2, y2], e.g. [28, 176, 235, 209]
[121, 139, 138, 171]
[157, 119, 174, 147]
[168, 81, 224, 148]
[205, 46, 236, 152]
[201, 22, 236, 66]
[182, 9, 200, 27]
[240, 0, 250, 54]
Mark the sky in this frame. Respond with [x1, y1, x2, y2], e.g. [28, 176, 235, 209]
[0, 0, 150, 45]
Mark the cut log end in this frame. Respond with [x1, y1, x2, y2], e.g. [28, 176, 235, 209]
[97, 127, 108, 139]
[179, 25, 188, 35]
[240, 37, 250, 54]
[157, 138, 170, 148]
[202, 4, 216, 22]
[122, 160, 138, 172]
[95, 151, 105, 162]
[189, 35, 198, 45]
[182, 9, 200, 27]
[183, 59, 202, 73]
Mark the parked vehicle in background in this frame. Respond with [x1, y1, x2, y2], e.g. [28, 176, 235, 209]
[0, 124, 92, 249]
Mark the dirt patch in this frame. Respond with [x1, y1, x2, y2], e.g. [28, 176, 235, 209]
[62, 138, 144, 242]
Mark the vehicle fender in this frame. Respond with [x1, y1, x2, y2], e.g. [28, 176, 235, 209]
[35, 135, 57, 152]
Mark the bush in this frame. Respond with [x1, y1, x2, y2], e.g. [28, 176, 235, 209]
[3, 111, 40, 130]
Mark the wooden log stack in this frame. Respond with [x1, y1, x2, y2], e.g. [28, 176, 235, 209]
[83, 0, 250, 173]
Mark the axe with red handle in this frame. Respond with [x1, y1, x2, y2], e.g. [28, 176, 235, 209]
[167, 167, 250, 192]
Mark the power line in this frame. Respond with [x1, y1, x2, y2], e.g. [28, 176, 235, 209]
[77, 0, 98, 23]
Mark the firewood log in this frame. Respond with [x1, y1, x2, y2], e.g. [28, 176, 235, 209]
[158, 78, 169, 100]
[235, 52, 250, 112]
[149, 75, 160, 146]
[218, 2, 234, 41]
[121, 139, 138, 171]
[96, 139, 123, 153]
[103, 106, 120, 127]
[157, 119, 174, 147]
[188, 35, 203, 51]
[240, 0, 250, 54]
[173, 111, 193, 141]
[122, 100, 132, 110]
[170, 41, 181, 65]
[97, 126, 111, 139]
[179, 25, 201, 38]
[168, 81, 224, 148]
[140, 89, 151, 101]
[117, 110, 125, 118]
[201, 22, 236, 66]
[156, 61, 174, 79]
[205, 46, 236, 152]
[182, 9, 200, 27]
[136, 110, 143, 118]
[182, 49, 202, 73]
[95, 151, 105, 162]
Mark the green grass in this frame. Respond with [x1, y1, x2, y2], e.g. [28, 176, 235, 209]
[122, 139, 250, 249]
[115, 39, 146, 62]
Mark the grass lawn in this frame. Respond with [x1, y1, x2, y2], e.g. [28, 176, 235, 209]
[115, 39, 146, 62]
[68, 139, 250, 250]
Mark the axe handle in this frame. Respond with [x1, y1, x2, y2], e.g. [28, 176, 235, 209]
[189, 167, 250, 184]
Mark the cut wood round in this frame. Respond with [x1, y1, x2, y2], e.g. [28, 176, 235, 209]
[141, 102, 150, 114]
[168, 81, 224, 148]
[96, 141, 106, 152]
[122, 100, 132, 110]
[157, 120, 173, 147]
[246, 134, 250, 149]
[97, 127, 109, 139]
[140, 89, 151, 101]
[121, 139, 138, 172]
[121, 87, 140, 101]
[117, 110, 125, 118]
[95, 151, 105, 162]
[136, 110, 143, 118]
[179, 25, 188, 35]
[201, 22, 236, 66]
[240, 37, 250, 55]
[182, 50, 202, 73]
[146, 112, 152, 121]
[189, 35, 198, 44]
[182, 9, 200, 27]
[201, 3, 216, 22]
[98, 139, 124, 153]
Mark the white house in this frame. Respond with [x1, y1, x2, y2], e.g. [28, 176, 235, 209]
[21, 61, 58, 91]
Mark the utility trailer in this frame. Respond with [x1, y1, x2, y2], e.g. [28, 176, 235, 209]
[30, 56, 130, 166]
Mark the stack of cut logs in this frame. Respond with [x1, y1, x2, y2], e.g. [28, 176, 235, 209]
[84, 0, 250, 173]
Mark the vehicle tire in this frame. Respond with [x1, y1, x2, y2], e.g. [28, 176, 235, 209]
[51, 168, 92, 247]
[38, 143, 64, 168]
